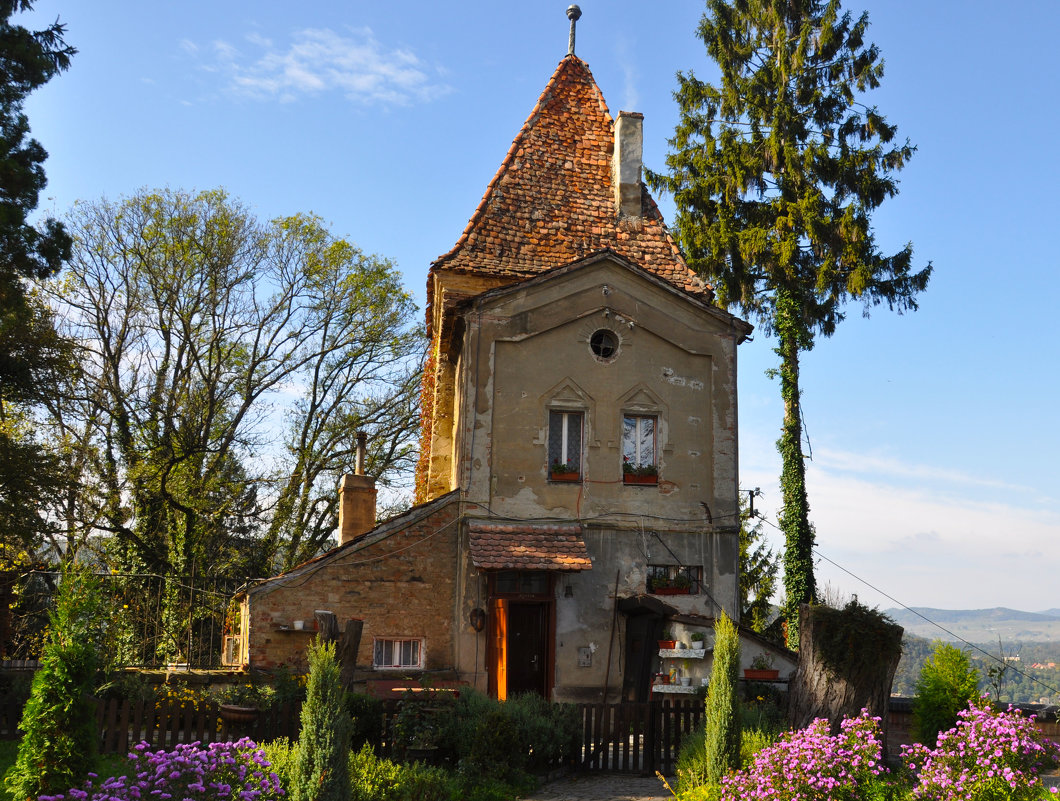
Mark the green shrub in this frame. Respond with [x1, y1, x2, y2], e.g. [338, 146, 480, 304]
[4, 566, 104, 801]
[912, 641, 980, 745]
[292, 639, 350, 801]
[348, 744, 455, 801]
[259, 737, 298, 788]
[703, 611, 740, 786]
[346, 692, 384, 750]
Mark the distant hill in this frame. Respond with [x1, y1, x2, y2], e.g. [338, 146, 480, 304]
[883, 607, 1060, 643]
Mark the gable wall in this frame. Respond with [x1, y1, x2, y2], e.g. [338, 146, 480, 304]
[246, 499, 461, 672]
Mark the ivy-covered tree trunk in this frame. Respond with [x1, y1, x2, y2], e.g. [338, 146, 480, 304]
[776, 289, 816, 649]
[788, 602, 903, 755]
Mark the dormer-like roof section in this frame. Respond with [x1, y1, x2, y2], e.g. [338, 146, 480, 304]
[431, 55, 710, 299]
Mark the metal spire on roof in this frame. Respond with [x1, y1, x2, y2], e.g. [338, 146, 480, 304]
[567, 5, 582, 56]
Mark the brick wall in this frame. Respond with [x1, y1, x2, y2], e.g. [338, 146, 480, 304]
[246, 499, 461, 673]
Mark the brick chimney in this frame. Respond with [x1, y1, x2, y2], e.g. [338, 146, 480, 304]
[613, 111, 644, 218]
[338, 431, 377, 546]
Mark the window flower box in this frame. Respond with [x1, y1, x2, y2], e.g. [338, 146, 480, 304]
[652, 585, 691, 595]
[550, 470, 580, 482]
[743, 668, 780, 681]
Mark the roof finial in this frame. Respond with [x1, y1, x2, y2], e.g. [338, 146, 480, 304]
[566, 5, 582, 56]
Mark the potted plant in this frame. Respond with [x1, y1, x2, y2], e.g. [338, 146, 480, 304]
[623, 457, 659, 485]
[743, 653, 780, 681]
[652, 572, 692, 595]
[657, 628, 677, 650]
[393, 688, 452, 764]
[549, 458, 580, 482]
[689, 631, 705, 649]
[214, 681, 275, 727]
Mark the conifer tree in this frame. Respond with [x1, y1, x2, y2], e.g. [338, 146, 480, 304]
[703, 611, 741, 785]
[0, 1, 76, 553]
[649, 0, 931, 648]
[293, 639, 350, 801]
[5, 566, 102, 800]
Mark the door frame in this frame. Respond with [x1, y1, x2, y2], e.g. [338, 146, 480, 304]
[485, 571, 556, 700]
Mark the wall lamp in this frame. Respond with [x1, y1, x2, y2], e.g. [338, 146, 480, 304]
[469, 607, 487, 632]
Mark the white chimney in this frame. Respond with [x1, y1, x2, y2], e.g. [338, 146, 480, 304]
[613, 111, 644, 218]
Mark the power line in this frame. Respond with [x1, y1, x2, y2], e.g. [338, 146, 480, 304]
[757, 515, 1060, 700]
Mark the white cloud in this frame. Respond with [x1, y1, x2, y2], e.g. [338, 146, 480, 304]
[741, 445, 1060, 612]
[195, 27, 450, 106]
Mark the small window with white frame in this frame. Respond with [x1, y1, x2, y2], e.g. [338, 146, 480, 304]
[622, 414, 658, 483]
[373, 637, 423, 670]
[548, 410, 583, 481]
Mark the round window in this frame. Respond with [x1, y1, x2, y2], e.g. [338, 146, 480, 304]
[590, 329, 619, 361]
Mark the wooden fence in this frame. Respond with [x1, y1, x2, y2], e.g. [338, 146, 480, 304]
[576, 698, 705, 775]
[0, 695, 302, 754]
[1, 693, 705, 774]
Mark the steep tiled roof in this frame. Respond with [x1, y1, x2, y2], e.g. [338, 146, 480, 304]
[467, 520, 592, 572]
[431, 55, 710, 298]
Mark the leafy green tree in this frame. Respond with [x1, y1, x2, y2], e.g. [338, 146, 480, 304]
[649, 0, 931, 649]
[739, 503, 778, 634]
[293, 639, 351, 801]
[704, 610, 741, 785]
[912, 641, 980, 746]
[4, 566, 102, 800]
[49, 189, 422, 579]
[0, 1, 76, 556]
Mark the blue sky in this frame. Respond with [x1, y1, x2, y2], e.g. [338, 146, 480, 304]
[19, 1, 1060, 612]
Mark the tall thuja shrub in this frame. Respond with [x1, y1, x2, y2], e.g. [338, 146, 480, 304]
[4, 566, 103, 800]
[704, 611, 741, 785]
[293, 639, 350, 801]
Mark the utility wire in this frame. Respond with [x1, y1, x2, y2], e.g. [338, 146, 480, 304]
[756, 514, 1060, 700]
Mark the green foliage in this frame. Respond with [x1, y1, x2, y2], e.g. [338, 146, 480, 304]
[345, 692, 384, 750]
[703, 611, 741, 786]
[292, 639, 350, 801]
[53, 187, 424, 578]
[4, 566, 103, 800]
[649, 0, 931, 651]
[912, 642, 980, 745]
[436, 689, 577, 786]
[0, 0, 76, 555]
[738, 505, 779, 635]
[812, 600, 903, 685]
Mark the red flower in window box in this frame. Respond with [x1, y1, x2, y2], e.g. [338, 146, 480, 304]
[623, 458, 658, 484]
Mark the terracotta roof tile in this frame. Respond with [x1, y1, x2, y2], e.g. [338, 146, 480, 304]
[431, 55, 710, 299]
[467, 520, 592, 572]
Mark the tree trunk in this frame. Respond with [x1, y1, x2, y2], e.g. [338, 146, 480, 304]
[338, 618, 364, 690]
[789, 603, 903, 755]
[314, 610, 339, 644]
[776, 288, 816, 649]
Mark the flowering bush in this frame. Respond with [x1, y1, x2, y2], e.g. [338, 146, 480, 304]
[719, 709, 888, 800]
[38, 738, 284, 801]
[903, 699, 1060, 801]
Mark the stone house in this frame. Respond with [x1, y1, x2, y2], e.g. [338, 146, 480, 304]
[233, 43, 795, 701]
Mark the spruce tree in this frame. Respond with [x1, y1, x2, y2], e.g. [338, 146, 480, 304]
[649, 0, 931, 649]
[293, 639, 350, 801]
[0, 1, 76, 553]
[703, 611, 741, 785]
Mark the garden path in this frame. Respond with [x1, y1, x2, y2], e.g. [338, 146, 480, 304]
[520, 773, 673, 801]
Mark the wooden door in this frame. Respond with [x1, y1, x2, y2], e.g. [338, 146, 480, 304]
[505, 601, 548, 698]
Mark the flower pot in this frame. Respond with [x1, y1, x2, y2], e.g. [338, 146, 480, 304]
[657, 640, 677, 650]
[219, 703, 260, 726]
[624, 474, 658, 485]
[549, 471, 580, 482]
[743, 669, 780, 681]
